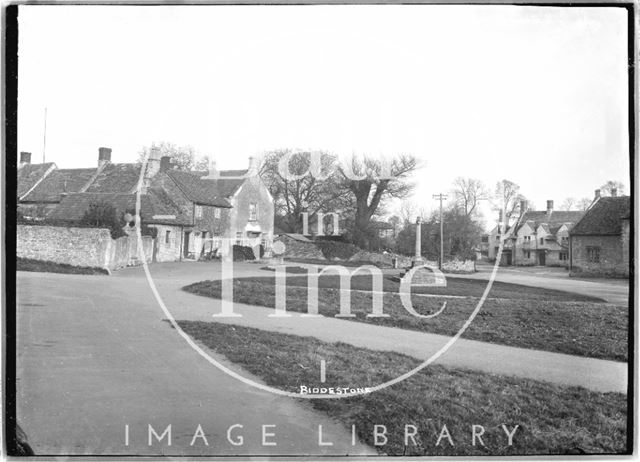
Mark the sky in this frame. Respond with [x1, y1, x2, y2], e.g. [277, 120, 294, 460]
[17, 5, 630, 227]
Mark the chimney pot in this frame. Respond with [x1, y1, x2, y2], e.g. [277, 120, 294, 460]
[98, 147, 112, 167]
[19, 151, 32, 164]
[546, 200, 554, 213]
[611, 188, 617, 197]
[159, 156, 173, 172]
[595, 189, 601, 199]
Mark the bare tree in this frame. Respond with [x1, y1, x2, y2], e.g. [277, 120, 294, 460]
[600, 180, 626, 196]
[338, 154, 418, 248]
[559, 197, 577, 211]
[576, 197, 593, 210]
[492, 179, 525, 223]
[259, 149, 349, 234]
[451, 177, 488, 217]
[138, 141, 209, 171]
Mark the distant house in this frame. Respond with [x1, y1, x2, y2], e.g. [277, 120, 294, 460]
[487, 200, 585, 267]
[570, 191, 630, 277]
[370, 220, 396, 239]
[17, 147, 274, 262]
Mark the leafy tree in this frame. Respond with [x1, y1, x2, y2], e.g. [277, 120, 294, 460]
[138, 141, 209, 171]
[559, 197, 577, 211]
[80, 201, 127, 239]
[600, 180, 626, 196]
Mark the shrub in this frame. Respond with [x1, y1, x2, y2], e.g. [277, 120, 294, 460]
[232, 245, 256, 261]
[80, 201, 127, 239]
[314, 240, 360, 260]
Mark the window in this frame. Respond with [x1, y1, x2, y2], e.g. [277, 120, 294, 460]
[165, 230, 171, 244]
[523, 236, 531, 242]
[587, 246, 600, 263]
[559, 251, 568, 261]
[561, 236, 568, 243]
[524, 250, 530, 259]
[214, 208, 221, 219]
[249, 203, 258, 221]
[539, 237, 544, 245]
[495, 236, 500, 242]
[195, 205, 203, 219]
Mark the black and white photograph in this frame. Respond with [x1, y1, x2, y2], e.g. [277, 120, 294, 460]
[5, 2, 635, 458]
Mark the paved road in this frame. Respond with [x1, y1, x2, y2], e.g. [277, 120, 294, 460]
[17, 270, 374, 456]
[455, 264, 630, 305]
[17, 262, 629, 454]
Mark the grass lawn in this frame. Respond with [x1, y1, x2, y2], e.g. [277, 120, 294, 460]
[183, 276, 627, 361]
[177, 321, 628, 456]
[16, 258, 108, 275]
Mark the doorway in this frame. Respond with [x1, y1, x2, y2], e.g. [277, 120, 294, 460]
[538, 251, 546, 266]
[183, 231, 191, 258]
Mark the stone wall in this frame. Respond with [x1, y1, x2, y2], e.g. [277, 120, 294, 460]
[571, 234, 628, 277]
[17, 225, 153, 272]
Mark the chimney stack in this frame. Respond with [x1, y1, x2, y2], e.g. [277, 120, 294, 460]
[520, 200, 527, 214]
[248, 156, 258, 174]
[595, 189, 601, 200]
[159, 156, 173, 172]
[19, 151, 32, 165]
[611, 188, 618, 197]
[98, 147, 112, 167]
[546, 200, 554, 214]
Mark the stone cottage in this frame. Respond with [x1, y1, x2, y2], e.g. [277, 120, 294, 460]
[487, 200, 585, 267]
[17, 147, 274, 262]
[569, 191, 630, 277]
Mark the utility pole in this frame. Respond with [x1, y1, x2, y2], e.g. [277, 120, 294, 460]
[42, 107, 48, 163]
[432, 193, 448, 270]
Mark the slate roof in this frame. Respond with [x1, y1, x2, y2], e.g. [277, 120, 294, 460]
[21, 168, 97, 203]
[166, 170, 244, 207]
[17, 163, 55, 198]
[571, 196, 631, 235]
[47, 189, 189, 225]
[83, 163, 142, 194]
[519, 210, 584, 229]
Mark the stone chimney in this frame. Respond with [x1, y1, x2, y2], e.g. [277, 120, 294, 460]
[611, 188, 618, 197]
[98, 147, 112, 167]
[159, 155, 173, 172]
[520, 200, 527, 214]
[595, 189, 601, 200]
[248, 156, 258, 174]
[546, 200, 554, 214]
[145, 148, 162, 178]
[19, 151, 31, 165]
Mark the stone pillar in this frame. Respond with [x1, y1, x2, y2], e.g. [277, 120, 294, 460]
[414, 216, 423, 265]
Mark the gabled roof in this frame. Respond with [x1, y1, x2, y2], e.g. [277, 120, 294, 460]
[21, 168, 97, 203]
[166, 170, 243, 207]
[83, 163, 142, 194]
[519, 210, 585, 230]
[47, 190, 189, 225]
[571, 196, 630, 235]
[17, 163, 56, 198]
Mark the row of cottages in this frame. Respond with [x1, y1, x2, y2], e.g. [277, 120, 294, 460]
[17, 148, 275, 262]
[569, 193, 630, 277]
[487, 199, 585, 267]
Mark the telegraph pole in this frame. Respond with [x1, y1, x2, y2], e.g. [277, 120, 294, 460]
[42, 107, 48, 163]
[433, 193, 448, 269]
